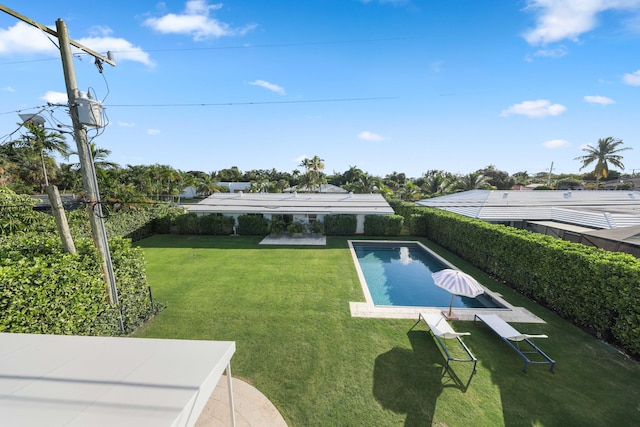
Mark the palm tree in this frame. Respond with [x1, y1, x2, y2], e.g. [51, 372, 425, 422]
[421, 170, 452, 196]
[299, 155, 325, 191]
[454, 172, 491, 192]
[68, 142, 120, 172]
[12, 123, 69, 190]
[575, 137, 632, 189]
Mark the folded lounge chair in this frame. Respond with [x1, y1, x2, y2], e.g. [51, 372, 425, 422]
[474, 314, 555, 373]
[410, 312, 477, 370]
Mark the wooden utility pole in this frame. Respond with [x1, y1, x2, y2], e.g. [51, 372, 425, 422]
[44, 184, 76, 254]
[1, 5, 123, 331]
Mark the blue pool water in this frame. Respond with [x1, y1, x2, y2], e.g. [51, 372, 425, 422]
[352, 241, 503, 308]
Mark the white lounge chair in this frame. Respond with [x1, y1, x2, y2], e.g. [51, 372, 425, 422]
[474, 314, 555, 373]
[410, 312, 477, 370]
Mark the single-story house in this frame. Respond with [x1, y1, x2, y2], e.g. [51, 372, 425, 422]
[416, 190, 640, 256]
[187, 192, 394, 234]
[282, 184, 348, 193]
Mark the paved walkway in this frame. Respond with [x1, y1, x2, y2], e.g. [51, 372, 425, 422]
[259, 235, 326, 245]
[196, 376, 288, 427]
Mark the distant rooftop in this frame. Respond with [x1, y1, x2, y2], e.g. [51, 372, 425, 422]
[416, 190, 640, 230]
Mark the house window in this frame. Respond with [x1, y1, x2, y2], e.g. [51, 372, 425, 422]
[308, 214, 317, 223]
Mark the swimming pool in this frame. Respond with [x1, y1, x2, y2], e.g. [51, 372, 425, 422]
[350, 241, 504, 309]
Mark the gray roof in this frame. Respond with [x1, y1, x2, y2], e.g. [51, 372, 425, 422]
[416, 190, 640, 230]
[188, 192, 394, 215]
[283, 184, 348, 193]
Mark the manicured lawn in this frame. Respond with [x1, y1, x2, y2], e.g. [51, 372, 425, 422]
[133, 235, 640, 426]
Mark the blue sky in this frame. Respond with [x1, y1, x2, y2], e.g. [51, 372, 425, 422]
[1, 0, 640, 178]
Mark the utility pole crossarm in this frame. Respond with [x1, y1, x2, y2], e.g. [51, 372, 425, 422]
[0, 4, 116, 66]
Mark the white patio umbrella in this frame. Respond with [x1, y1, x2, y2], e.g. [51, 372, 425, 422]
[431, 269, 485, 318]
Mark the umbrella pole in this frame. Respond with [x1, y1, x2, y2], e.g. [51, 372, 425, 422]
[448, 294, 454, 317]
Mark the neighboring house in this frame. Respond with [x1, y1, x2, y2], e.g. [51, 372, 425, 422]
[283, 184, 348, 193]
[416, 190, 640, 257]
[179, 182, 252, 199]
[31, 193, 79, 212]
[217, 182, 252, 193]
[187, 192, 393, 234]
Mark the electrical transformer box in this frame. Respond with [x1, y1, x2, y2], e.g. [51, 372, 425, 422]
[76, 95, 104, 128]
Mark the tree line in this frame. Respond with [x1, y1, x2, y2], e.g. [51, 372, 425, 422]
[0, 123, 633, 203]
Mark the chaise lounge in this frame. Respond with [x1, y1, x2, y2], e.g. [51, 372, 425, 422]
[410, 312, 477, 371]
[474, 314, 555, 373]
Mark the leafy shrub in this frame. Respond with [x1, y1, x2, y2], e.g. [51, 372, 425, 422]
[199, 214, 234, 235]
[175, 212, 200, 234]
[385, 215, 404, 235]
[238, 214, 269, 235]
[387, 199, 416, 222]
[287, 221, 305, 234]
[152, 204, 183, 234]
[364, 214, 404, 236]
[270, 217, 286, 234]
[324, 214, 357, 236]
[0, 233, 158, 335]
[310, 220, 324, 234]
[364, 215, 385, 236]
[0, 187, 50, 235]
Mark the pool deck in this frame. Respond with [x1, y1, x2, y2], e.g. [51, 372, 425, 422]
[348, 240, 546, 324]
[349, 302, 545, 323]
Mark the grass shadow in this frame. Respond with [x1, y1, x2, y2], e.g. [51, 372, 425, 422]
[374, 330, 477, 426]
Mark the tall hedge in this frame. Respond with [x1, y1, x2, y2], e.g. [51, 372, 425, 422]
[0, 232, 158, 335]
[364, 214, 404, 236]
[175, 212, 200, 234]
[411, 207, 640, 357]
[199, 214, 235, 235]
[324, 214, 357, 236]
[0, 186, 160, 335]
[237, 214, 269, 235]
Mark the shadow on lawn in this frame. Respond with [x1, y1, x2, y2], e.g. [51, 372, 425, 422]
[136, 234, 347, 249]
[373, 330, 472, 426]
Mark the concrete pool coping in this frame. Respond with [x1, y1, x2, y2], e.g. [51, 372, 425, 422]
[347, 240, 546, 324]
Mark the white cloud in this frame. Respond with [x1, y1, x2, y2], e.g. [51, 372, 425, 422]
[623, 69, 640, 85]
[117, 121, 135, 127]
[144, 0, 256, 41]
[0, 22, 152, 66]
[78, 35, 154, 66]
[41, 91, 68, 104]
[147, 129, 161, 135]
[0, 22, 56, 55]
[358, 131, 384, 142]
[3, 86, 15, 92]
[500, 99, 567, 118]
[522, 0, 640, 45]
[526, 45, 568, 61]
[542, 139, 570, 148]
[584, 95, 615, 105]
[249, 80, 286, 95]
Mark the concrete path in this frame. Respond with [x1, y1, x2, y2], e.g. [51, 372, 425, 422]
[196, 376, 288, 427]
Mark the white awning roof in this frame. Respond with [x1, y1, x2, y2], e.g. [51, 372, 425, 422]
[0, 333, 235, 427]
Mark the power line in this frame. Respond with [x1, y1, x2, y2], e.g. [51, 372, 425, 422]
[104, 96, 397, 108]
[0, 36, 423, 66]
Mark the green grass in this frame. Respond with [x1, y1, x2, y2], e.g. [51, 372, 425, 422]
[133, 235, 640, 426]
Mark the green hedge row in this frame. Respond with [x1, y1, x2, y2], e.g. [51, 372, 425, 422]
[324, 214, 357, 236]
[0, 232, 159, 335]
[363, 214, 404, 236]
[167, 212, 236, 235]
[0, 187, 162, 336]
[409, 207, 640, 357]
[238, 214, 270, 235]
